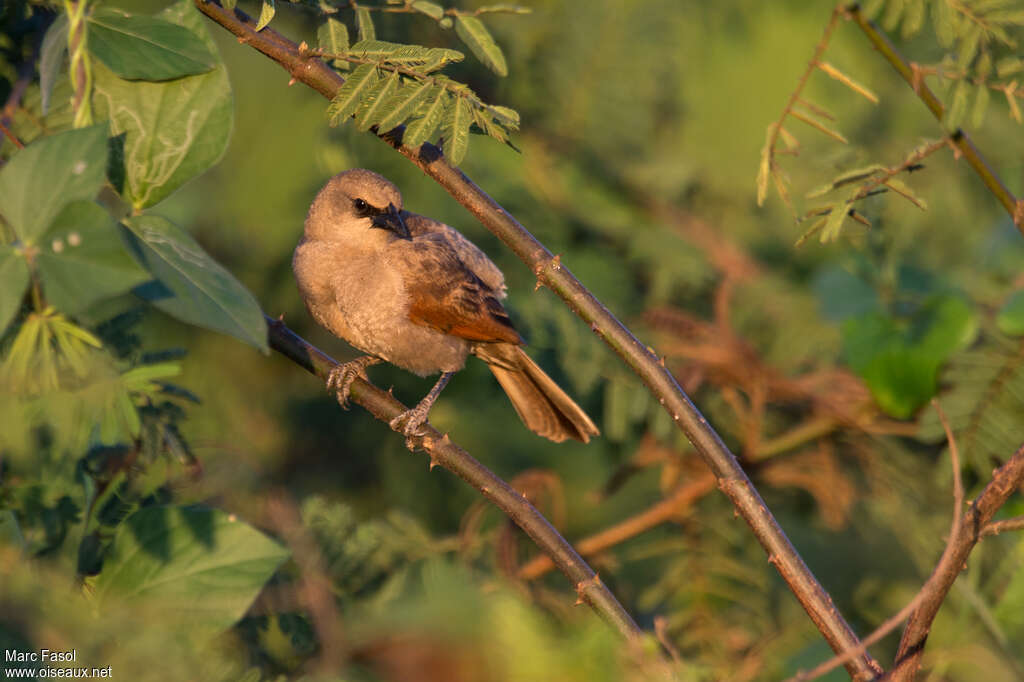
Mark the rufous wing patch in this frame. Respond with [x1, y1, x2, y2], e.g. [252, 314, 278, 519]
[408, 287, 521, 344]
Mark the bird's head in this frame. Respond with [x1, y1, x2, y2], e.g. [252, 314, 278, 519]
[305, 168, 409, 242]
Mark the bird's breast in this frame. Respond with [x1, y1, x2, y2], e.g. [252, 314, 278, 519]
[292, 239, 469, 375]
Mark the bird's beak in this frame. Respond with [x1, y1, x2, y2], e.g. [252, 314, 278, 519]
[370, 203, 410, 239]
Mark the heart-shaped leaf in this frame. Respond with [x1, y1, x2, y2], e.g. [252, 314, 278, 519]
[94, 506, 288, 634]
[35, 201, 150, 315]
[121, 214, 267, 352]
[93, 0, 231, 210]
[88, 8, 216, 81]
[0, 124, 108, 242]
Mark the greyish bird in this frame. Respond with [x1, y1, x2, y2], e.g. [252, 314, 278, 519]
[293, 169, 599, 443]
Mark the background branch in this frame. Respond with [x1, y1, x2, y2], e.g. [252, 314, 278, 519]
[264, 316, 644, 642]
[891, 441, 1024, 681]
[845, 3, 1024, 233]
[518, 473, 716, 581]
[787, 401, 966, 682]
[195, 3, 879, 677]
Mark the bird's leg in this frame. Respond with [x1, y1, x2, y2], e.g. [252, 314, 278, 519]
[389, 371, 455, 438]
[326, 355, 382, 409]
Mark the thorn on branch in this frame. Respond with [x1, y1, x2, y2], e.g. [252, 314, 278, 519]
[574, 573, 602, 605]
[910, 62, 924, 94]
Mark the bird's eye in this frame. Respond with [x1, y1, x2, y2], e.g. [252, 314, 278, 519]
[353, 198, 368, 211]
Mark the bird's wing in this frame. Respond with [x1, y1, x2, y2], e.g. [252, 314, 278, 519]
[393, 234, 521, 345]
[403, 213, 507, 297]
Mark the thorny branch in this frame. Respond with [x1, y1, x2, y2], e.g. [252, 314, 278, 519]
[195, 2, 881, 677]
[263, 316, 644, 642]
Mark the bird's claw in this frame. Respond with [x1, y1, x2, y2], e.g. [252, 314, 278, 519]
[326, 356, 379, 409]
[389, 406, 431, 442]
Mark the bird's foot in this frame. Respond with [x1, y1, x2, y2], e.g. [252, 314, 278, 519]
[387, 372, 454, 446]
[388, 404, 432, 442]
[326, 356, 381, 409]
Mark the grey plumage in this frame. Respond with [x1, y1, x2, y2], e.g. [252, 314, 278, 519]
[293, 168, 599, 443]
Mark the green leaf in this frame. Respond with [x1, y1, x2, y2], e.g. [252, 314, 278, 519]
[0, 246, 30, 336]
[819, 204, 849, 243]
[354, 70, 401, 131]
[996, 56, 1023, 78]
[356, 7, 376, 41]
[255, 0, 275, 31]
[317, 17, 349, 69]
[470, 103, 506, 142]
[947, 79, 971, 128]
[93, 506, 289, 634]
[121, 215, 268, 352]
[862, 346, 938, 418]
[87, 8, 216, 81]
[971, 81, 990, 128]
[956, 24, 982, 72]
[882, 0, 905, 32]
[327, 64, 380, 124]
[441, 95, 472, 163]
[411, 1, 445, 20]
[901, 0, 925, 38]
[842, 312, 902, 374]
[997, 289, 1024, 336]
[348, 40, 463, 67]
[806, 164, 885, 197]
[0, 124, 108, 242]
[376, 80, 432, 133]
[488, 104, 520, 129]
[882, 177, 927, 210]
[92, 0, 232, 210]
[40, 14, 68, 114]
[402, 87, 447, 147]
[914, 295, 976, 359]
[35, 202, 150, 315]
[454, 15, 508, 76]
[933, 0, 956, 48]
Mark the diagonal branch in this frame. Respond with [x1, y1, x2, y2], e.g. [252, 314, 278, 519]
[845, 4, 1024, 234]
[195, 3, 879, 677]
[264, 316, 643, 641]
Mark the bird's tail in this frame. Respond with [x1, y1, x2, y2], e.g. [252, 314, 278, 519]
[474, 343, 599, 444]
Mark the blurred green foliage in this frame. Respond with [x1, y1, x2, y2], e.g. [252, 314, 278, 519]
[2, 0, 1024, 680]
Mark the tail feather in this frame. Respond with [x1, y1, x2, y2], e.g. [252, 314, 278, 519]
[476, 344, 599, 444]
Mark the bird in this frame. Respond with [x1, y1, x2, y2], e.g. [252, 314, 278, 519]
[293, 168, 599, 444]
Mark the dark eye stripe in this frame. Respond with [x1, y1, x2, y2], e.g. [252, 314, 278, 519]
[352, 198, 377, 218]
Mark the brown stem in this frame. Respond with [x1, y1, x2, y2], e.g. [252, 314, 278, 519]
[265, 493, 347, 673]
[980, 515, 1024, 537]
[196, 3, 879, 677]
[264, 316, 644, 641]
[845, 4, 1023, 233]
